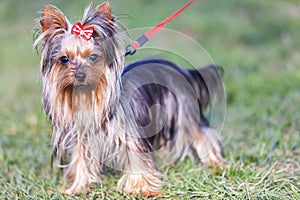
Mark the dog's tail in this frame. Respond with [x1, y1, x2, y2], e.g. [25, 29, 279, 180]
[190, 64, 225, 111]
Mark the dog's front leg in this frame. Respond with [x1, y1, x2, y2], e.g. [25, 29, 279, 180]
[117, 147, 163, 197]
[62, 139, 101, 195]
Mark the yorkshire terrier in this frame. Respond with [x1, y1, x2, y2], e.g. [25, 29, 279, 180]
[34, 1, 224, 197]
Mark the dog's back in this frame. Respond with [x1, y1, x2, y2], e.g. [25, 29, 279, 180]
[122, 58, 224, 111]
[121, 58, 224, 164]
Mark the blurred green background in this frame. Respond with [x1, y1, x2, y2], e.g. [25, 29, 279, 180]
[0, 0, 299, 199]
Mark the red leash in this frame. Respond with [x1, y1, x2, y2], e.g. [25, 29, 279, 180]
[125, 0, 196, 56]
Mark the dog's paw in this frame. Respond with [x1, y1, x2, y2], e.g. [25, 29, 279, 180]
[117, 172, 163, 197]
[193, 127, 224, 167]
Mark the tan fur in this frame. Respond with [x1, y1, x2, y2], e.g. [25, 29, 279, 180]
[35, 2, 163, 196]
[34, 2, 223, 197]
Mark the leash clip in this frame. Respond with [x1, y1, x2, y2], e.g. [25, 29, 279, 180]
[125, 45, 136, 57]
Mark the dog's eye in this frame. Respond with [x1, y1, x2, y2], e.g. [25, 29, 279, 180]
[88, 54, 100, 63]
[59, 56, 70, 65]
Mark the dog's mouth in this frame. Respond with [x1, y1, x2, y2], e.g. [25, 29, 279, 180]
[73, 83, 92, 90]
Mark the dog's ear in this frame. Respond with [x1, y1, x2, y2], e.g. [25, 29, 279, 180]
[93, 1, 113, 21]
[41, 5, 68, 32]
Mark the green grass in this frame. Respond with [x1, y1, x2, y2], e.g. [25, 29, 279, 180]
[0, 0, 299, 199]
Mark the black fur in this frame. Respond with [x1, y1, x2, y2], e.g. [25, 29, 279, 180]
[122, 58, 223, 152]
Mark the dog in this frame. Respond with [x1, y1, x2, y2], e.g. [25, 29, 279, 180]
[34, 2, 224, 196]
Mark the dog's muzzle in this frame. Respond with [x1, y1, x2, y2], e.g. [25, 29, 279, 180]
[75, 72, 86, 82]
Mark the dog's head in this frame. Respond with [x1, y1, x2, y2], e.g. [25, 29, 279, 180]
[34, 2, 126, 120]
[35, 2, 124, 92]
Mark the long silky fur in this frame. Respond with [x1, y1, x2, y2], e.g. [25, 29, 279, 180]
[34, 3, 164, 195]
[34, 2, 224, 196]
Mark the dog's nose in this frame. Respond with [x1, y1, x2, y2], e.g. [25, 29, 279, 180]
[75, 72, 86, 82]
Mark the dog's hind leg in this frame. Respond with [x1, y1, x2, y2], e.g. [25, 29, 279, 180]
[191, 127, 223, 166]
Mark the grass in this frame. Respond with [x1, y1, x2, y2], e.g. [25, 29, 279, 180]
[0, 0, 299, 199]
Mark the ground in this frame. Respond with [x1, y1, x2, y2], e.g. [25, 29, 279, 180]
[0, 0, 299, 199]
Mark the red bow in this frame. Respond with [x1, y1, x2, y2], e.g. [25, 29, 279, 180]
[71, 22, 94, 41]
